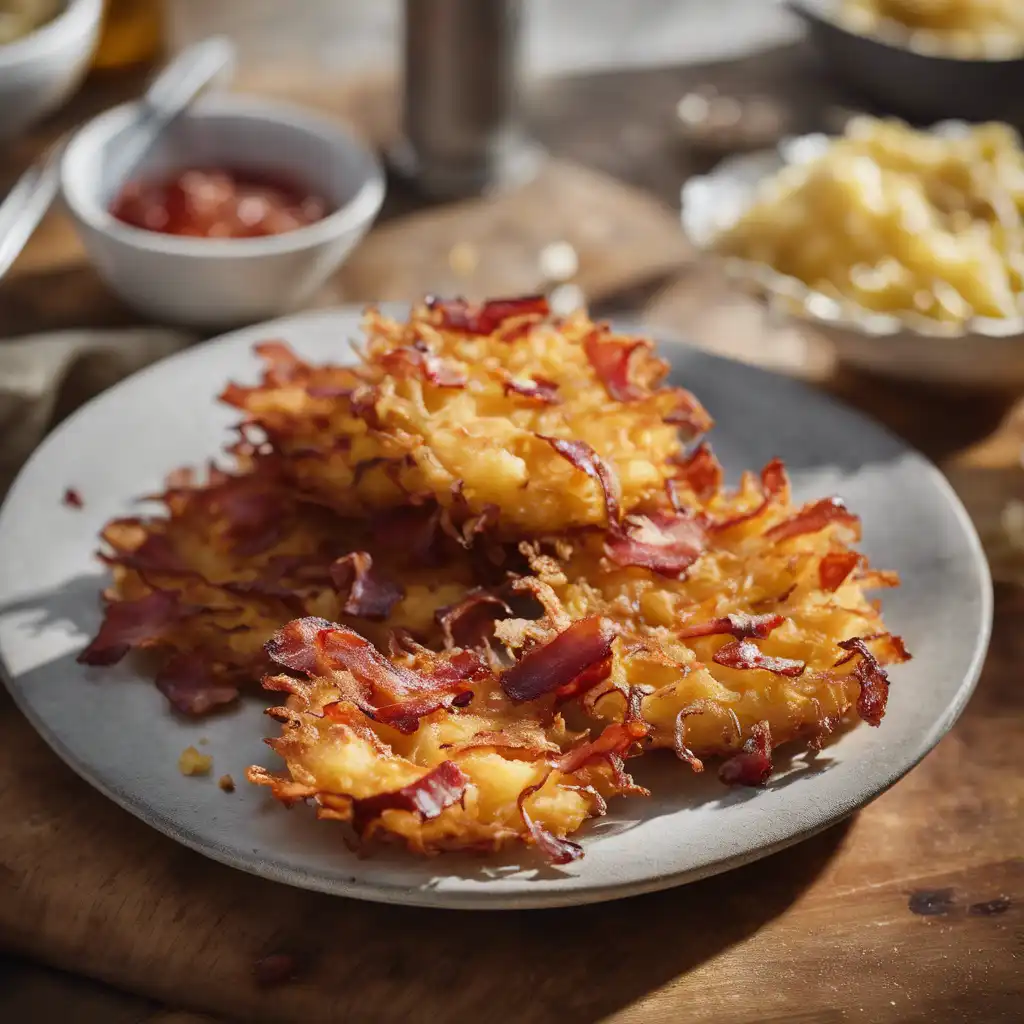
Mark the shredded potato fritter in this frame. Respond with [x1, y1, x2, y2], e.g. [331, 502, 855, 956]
[82, 296, 909, 861]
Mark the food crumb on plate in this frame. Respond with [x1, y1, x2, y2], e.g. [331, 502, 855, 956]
[62, 487, 84, 509]
[218, 773, 236, 792]
[178, 746, 213, 776]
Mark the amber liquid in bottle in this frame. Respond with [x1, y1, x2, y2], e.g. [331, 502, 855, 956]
[92, 0, 165, 69]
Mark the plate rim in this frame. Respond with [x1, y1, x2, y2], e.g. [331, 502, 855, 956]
[0, 306, 994, 910]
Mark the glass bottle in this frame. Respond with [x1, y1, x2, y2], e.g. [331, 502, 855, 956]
[92, 0, 165, 70]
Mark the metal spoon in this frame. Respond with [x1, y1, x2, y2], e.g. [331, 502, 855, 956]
[0, 36, 236, 283]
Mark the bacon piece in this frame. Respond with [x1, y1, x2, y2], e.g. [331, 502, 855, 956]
[264, 615, 330, 676]
[669, 442, 723, 503]
[440, 483, 500, 548]
[198, 476, 291, 557]
[605, 511, 707, 577]
[502, 375, 561, 404]
[427, 295, 550, 335]
[349, 760, 468, 834]
[557, 688, 651, 775]
[836, 637, 894, 727]
[62, 487, 84, 509]
[709, 458, 789, 533]
[678, 612, 784, 641]
[712, 639, 805, 677]
[371, 504, 442, 565]
[540, 436, 621, 526]
[719, 721, 773, 786]
[267, 618, 485, 732]
[436, 590, 513, 649]
[664, 388, 714, 437]
[540, 439, 617, 517]
[380, 343, 466, 388]
[819, 552, 861, 592]
[78, 591, 189, 666]
[254, 340, 307, 384]
[517, 774, 583, 865]
[330, 552, 404, 620]
[155, 652, 240, 715]
[500, 617, 614, 703]
[672, 700, 713, 772]
[583, 332, 648, 401]
[766, 497, 860, 543]
[102, 532, 187, 575]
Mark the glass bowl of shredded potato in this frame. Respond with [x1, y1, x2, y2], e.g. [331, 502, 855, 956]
[787, 1, 1024, 123]
[682, 116, 1024, 387]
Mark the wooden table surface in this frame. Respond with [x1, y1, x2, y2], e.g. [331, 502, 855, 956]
[0, 11, 1022, 1024]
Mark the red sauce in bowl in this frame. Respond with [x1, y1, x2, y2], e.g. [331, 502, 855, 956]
[109, 168, 330, 239]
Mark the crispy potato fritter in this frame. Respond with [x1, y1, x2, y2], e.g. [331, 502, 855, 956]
[220, 298, 710, 536]
[81, 296, 909, 861]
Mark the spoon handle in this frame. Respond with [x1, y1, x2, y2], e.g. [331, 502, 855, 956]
[0, 140, 63, 282]
[106, 36, 237, 188]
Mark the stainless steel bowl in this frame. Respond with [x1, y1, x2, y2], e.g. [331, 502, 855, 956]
[787, 0, 1024, 125]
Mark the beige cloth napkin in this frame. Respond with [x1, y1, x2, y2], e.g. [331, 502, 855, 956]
[0, 328, 193, 498]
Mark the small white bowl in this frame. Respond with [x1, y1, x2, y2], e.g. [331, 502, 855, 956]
[61, 93, 386, 328]
[681, 130, 1024, 390]
[0, 0, 102, 140]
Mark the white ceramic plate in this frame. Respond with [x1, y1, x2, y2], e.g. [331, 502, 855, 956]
[0, 308, 992, 909]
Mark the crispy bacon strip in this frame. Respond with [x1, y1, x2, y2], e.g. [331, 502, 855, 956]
[101, 532, 187, 575]
[500, 617, 614, 703]
[330, 552, 404, 620]
[664, 388, 714, 437]
[349, 760, 468, 834]
[380, 343, 466, 388]
[819, 552, 861, 592]
[557, 688, 651, 775]
[155, 652, 240, 715]
[713, 639, 806, 677]
[371, 504, 442, 565]
[517, 774, 584, 865]
[719, 721, 773, 786]
[672, 700, 713, 772]
[669, 442, 723, 503]
[254, 341, 307, 385]
[766, 497, 860, 543]
[266, 618, 486, 732]
[502, 375, 561, 404]
[678, 612, 785, 641]
[436, 590, 513, 649]
[540, 436, 621, 526]
[836, 637, 893, 727]
[605, 511, 707, 577]
[427, 295, 550, 335]
[78, 591, 189, 666]
[710, 458, 788, 533]
[583, 332, 647, 401]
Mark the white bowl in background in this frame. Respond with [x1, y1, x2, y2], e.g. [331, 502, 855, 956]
[0, 0, 102, 141]
[681, 131, 1024, 390]
[61, 93, 386, 328]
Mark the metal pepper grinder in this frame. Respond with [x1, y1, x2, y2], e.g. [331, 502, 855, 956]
[393, 0, 541, 199]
